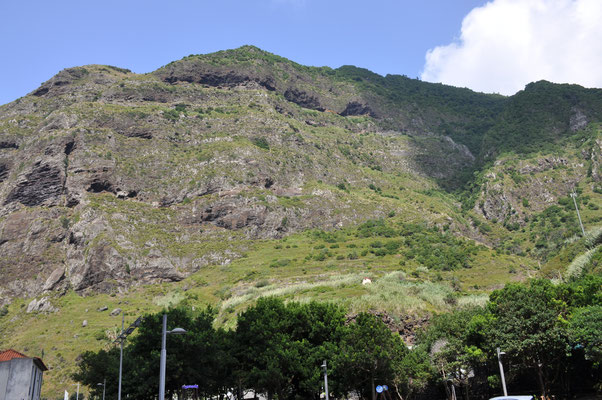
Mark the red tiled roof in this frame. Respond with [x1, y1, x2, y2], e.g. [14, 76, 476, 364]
[0, 349, 48, 371]
[0, 349, 28, 362]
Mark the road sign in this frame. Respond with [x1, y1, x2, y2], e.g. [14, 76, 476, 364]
[376, 385, 384, 393]
[383, 385, 388, 391]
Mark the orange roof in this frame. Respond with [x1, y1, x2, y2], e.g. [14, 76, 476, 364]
[0, 349, 48, 371]
[0, 349, 28, 362]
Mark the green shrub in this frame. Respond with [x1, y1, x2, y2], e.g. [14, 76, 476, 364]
[314, 253, 326, 261]
[252, 137, 270, 150]
[163, 109, 180, 121]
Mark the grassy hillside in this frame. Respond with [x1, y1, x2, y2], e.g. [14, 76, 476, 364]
[0, 46, 601, 398]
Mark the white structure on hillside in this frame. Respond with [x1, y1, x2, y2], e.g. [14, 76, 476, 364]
[0, 349, 48, 400]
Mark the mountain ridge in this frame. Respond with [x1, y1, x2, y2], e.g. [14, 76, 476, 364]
[0, 45, 601, 395]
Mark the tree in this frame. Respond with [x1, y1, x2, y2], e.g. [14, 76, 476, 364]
[233, 297, 346, 400]
[334, 313, 408, 400]
[487, 280, 571, 397]
[418, 307, 488, 400]
[72, 347, 120, 399]
[569, 305, 602, 365]
[394, 347, 436, 400]
[74, 307, 223, 400]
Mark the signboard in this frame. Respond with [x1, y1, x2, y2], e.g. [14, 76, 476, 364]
[183, 384, 199, 389]
[376, 385, 384, 393]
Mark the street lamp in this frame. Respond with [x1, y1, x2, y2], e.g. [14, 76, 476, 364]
[115, 315, 144, 400]
[497, 348, 508, 396]
[97, 378, 106, 400]
[321, 360, 329, 400]
[72, 383, 79, 400]
[159, 314, 187, 400]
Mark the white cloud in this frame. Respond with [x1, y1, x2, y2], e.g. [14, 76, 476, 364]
[421, 0, 602, 95]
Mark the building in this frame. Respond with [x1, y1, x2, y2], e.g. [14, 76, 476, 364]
[0, 349, 48, 400]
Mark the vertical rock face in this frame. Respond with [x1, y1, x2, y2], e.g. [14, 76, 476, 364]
[4, 162, 65, 206]
[283, 88, 324, 111]
[0, 162, 10, 182]
[570, 107, 588, 132]
[340, 101, 375, 117]
[590, 138, 602, 182]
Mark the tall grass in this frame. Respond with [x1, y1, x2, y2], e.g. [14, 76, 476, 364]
[565, 246, 599, 280]
[348, 272, 455, 314]
[219, 273, 365, 312]
[583, 226, 602, 248]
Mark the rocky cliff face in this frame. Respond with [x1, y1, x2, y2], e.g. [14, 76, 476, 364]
[0, 46, 601, 303]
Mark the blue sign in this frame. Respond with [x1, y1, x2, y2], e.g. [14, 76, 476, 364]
[383, 385, 388, 391]
[376, 385, 384, 393]
[182, 385, 199, 389]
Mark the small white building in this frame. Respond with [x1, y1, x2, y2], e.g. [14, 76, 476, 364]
[0, 349, 48, 400]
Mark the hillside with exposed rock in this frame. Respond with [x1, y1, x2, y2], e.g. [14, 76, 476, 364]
[0, 46, 601, 395]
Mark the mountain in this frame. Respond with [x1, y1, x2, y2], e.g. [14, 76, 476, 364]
[0, 46, 601, 395]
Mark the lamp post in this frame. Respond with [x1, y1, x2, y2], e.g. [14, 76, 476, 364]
[159, 314, 187, 400]
[97, 379, 106, 400]
[114, 315, 144, 400]
[118, 315, 124, 400]
[72, 383, 79, 400]
[497, 348, 508, 396]
[321, 360, 329, 400]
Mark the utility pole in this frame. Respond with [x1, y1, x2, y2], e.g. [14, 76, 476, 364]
[497, 348, 508, 396]
[570, 191, 586, 236]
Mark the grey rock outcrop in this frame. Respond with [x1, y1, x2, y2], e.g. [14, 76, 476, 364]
[43, 267, 66, 291]
[26, 297, 58, 313]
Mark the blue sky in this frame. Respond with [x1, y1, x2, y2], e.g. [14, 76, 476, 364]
[2, 0, 601, 105]
[0, 0, 484, 105]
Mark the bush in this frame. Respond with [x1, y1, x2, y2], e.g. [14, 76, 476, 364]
[163, 109, 180, 121]
[356, 219, 397, 238]
[255, 280, 270, 288]
[252, 137, 270, 150]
